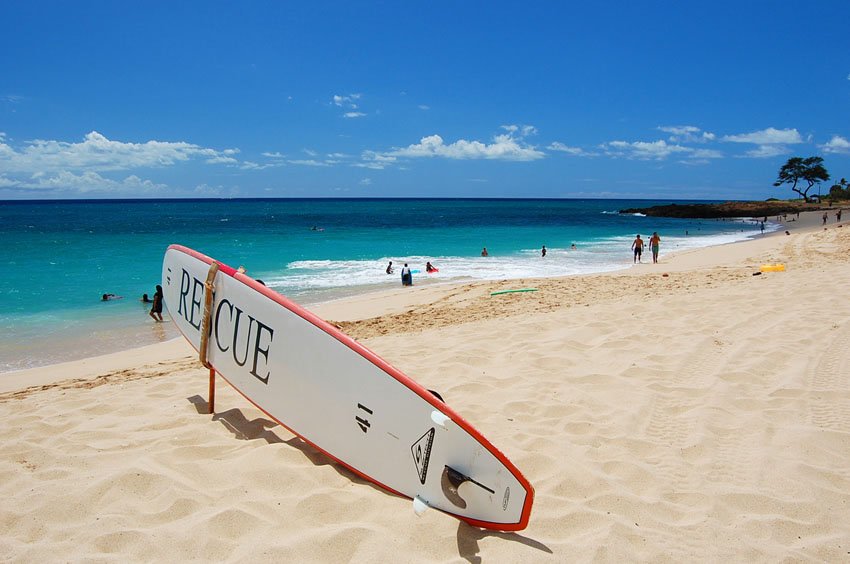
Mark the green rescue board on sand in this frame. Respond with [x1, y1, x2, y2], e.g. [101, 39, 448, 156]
[490, 288, 539, 296]
[162, 245, 534, 531]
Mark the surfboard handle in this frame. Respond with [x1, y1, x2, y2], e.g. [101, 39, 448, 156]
[199, 263, 220, 414]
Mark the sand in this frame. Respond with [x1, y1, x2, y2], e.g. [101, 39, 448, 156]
[1, 211, 849, 561]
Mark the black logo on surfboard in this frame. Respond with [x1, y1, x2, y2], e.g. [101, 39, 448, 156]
[411, 428, 435, 484]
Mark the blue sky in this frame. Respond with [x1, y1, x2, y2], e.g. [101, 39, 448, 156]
[1, 1, 849, 200]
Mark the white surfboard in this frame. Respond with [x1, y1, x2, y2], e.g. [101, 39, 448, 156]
[162, 245, 533, 531]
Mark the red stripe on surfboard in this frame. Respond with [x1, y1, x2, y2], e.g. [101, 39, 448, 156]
[166, 244, 534, 530]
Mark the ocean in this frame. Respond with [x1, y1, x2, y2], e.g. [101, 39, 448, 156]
[0, 198, 770, 372]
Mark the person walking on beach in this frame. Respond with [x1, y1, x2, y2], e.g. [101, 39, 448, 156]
[837, 209, 842, 222]
[649, 232, 661, 263]
[631, 234, 644, 263]
[823, 212, 828, 225]
[149, 285, 164, 321]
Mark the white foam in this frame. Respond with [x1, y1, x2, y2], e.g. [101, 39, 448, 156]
[260, 225, 762, 301]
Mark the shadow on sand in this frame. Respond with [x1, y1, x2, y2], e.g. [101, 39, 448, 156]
[186, 395, 382, 492]
[456, 521, 552, 563]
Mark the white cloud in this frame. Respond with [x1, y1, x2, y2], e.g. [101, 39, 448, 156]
[722, 127, 803, 144]
[333, 93, 366, 117]
[501, 124, 538, 137]
[821, 135, 850, 154]
[690, 148, 723, 159]
[741, 145, 790, 158]
[418, 105, 430, 110]
[384, 126, 545, 162]
[16, 170, 166, 193]
[262, 151, 286, 158]
[239, 161, 282, 170]
[603, 139, 692, 160]
[658, 125, 716, 143]
[0, 131, 239, 173]
[548, 142, 594, 156]
[288, 159, 330, 167]
[359, 178, 372, 185]
[355, 151, 397, 170]
[333, 93, 361, 108]
[206, 155, 239, 165]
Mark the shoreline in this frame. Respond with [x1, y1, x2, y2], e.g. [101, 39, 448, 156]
[0, 213, 766, 375]
[1, 210, 830, 393]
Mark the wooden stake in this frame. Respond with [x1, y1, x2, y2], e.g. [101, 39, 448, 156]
[208, 367, 216, 414]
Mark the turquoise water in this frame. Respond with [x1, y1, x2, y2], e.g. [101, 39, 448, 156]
[0, 198, 768, 372]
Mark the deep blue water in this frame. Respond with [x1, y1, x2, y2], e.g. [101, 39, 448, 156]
[0, 198, 766, 371]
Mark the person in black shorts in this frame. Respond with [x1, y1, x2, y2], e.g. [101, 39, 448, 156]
[631, 234, 644, 263]
[149, 284, 164, 321]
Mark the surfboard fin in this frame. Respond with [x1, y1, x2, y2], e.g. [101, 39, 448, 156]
[431, 410, 450, 428]
[441, 465, 496, 509]
[413, 495, 430, 516]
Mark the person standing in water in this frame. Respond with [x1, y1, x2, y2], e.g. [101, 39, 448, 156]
[631, 234, 644, 263]
[400, 263, 412, 286]
[649, 232, 661, 263]
[149, 285, 164, 321]
[541, 245, 547, 257]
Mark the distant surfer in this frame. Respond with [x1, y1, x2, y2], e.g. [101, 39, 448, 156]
[425, 261, 437, 273]
[631, 234, 644, 263]
[481, 247, 488, 257]
[400, 263, 412, 286]
[149, 285, 164, 322]
[101, 293, 122, 301]
[386, 261, 394, 274]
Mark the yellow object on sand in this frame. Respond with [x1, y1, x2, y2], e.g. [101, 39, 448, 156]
[760, 263, 786, 272]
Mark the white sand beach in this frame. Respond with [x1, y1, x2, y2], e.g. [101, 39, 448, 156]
[2, 211, 849, 561]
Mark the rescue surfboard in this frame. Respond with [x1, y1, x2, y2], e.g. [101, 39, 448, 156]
[162, 245, 533, 531]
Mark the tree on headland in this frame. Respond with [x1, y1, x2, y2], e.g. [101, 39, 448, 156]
[829, 177, 848, 200]
[773, 156, 830, 202]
